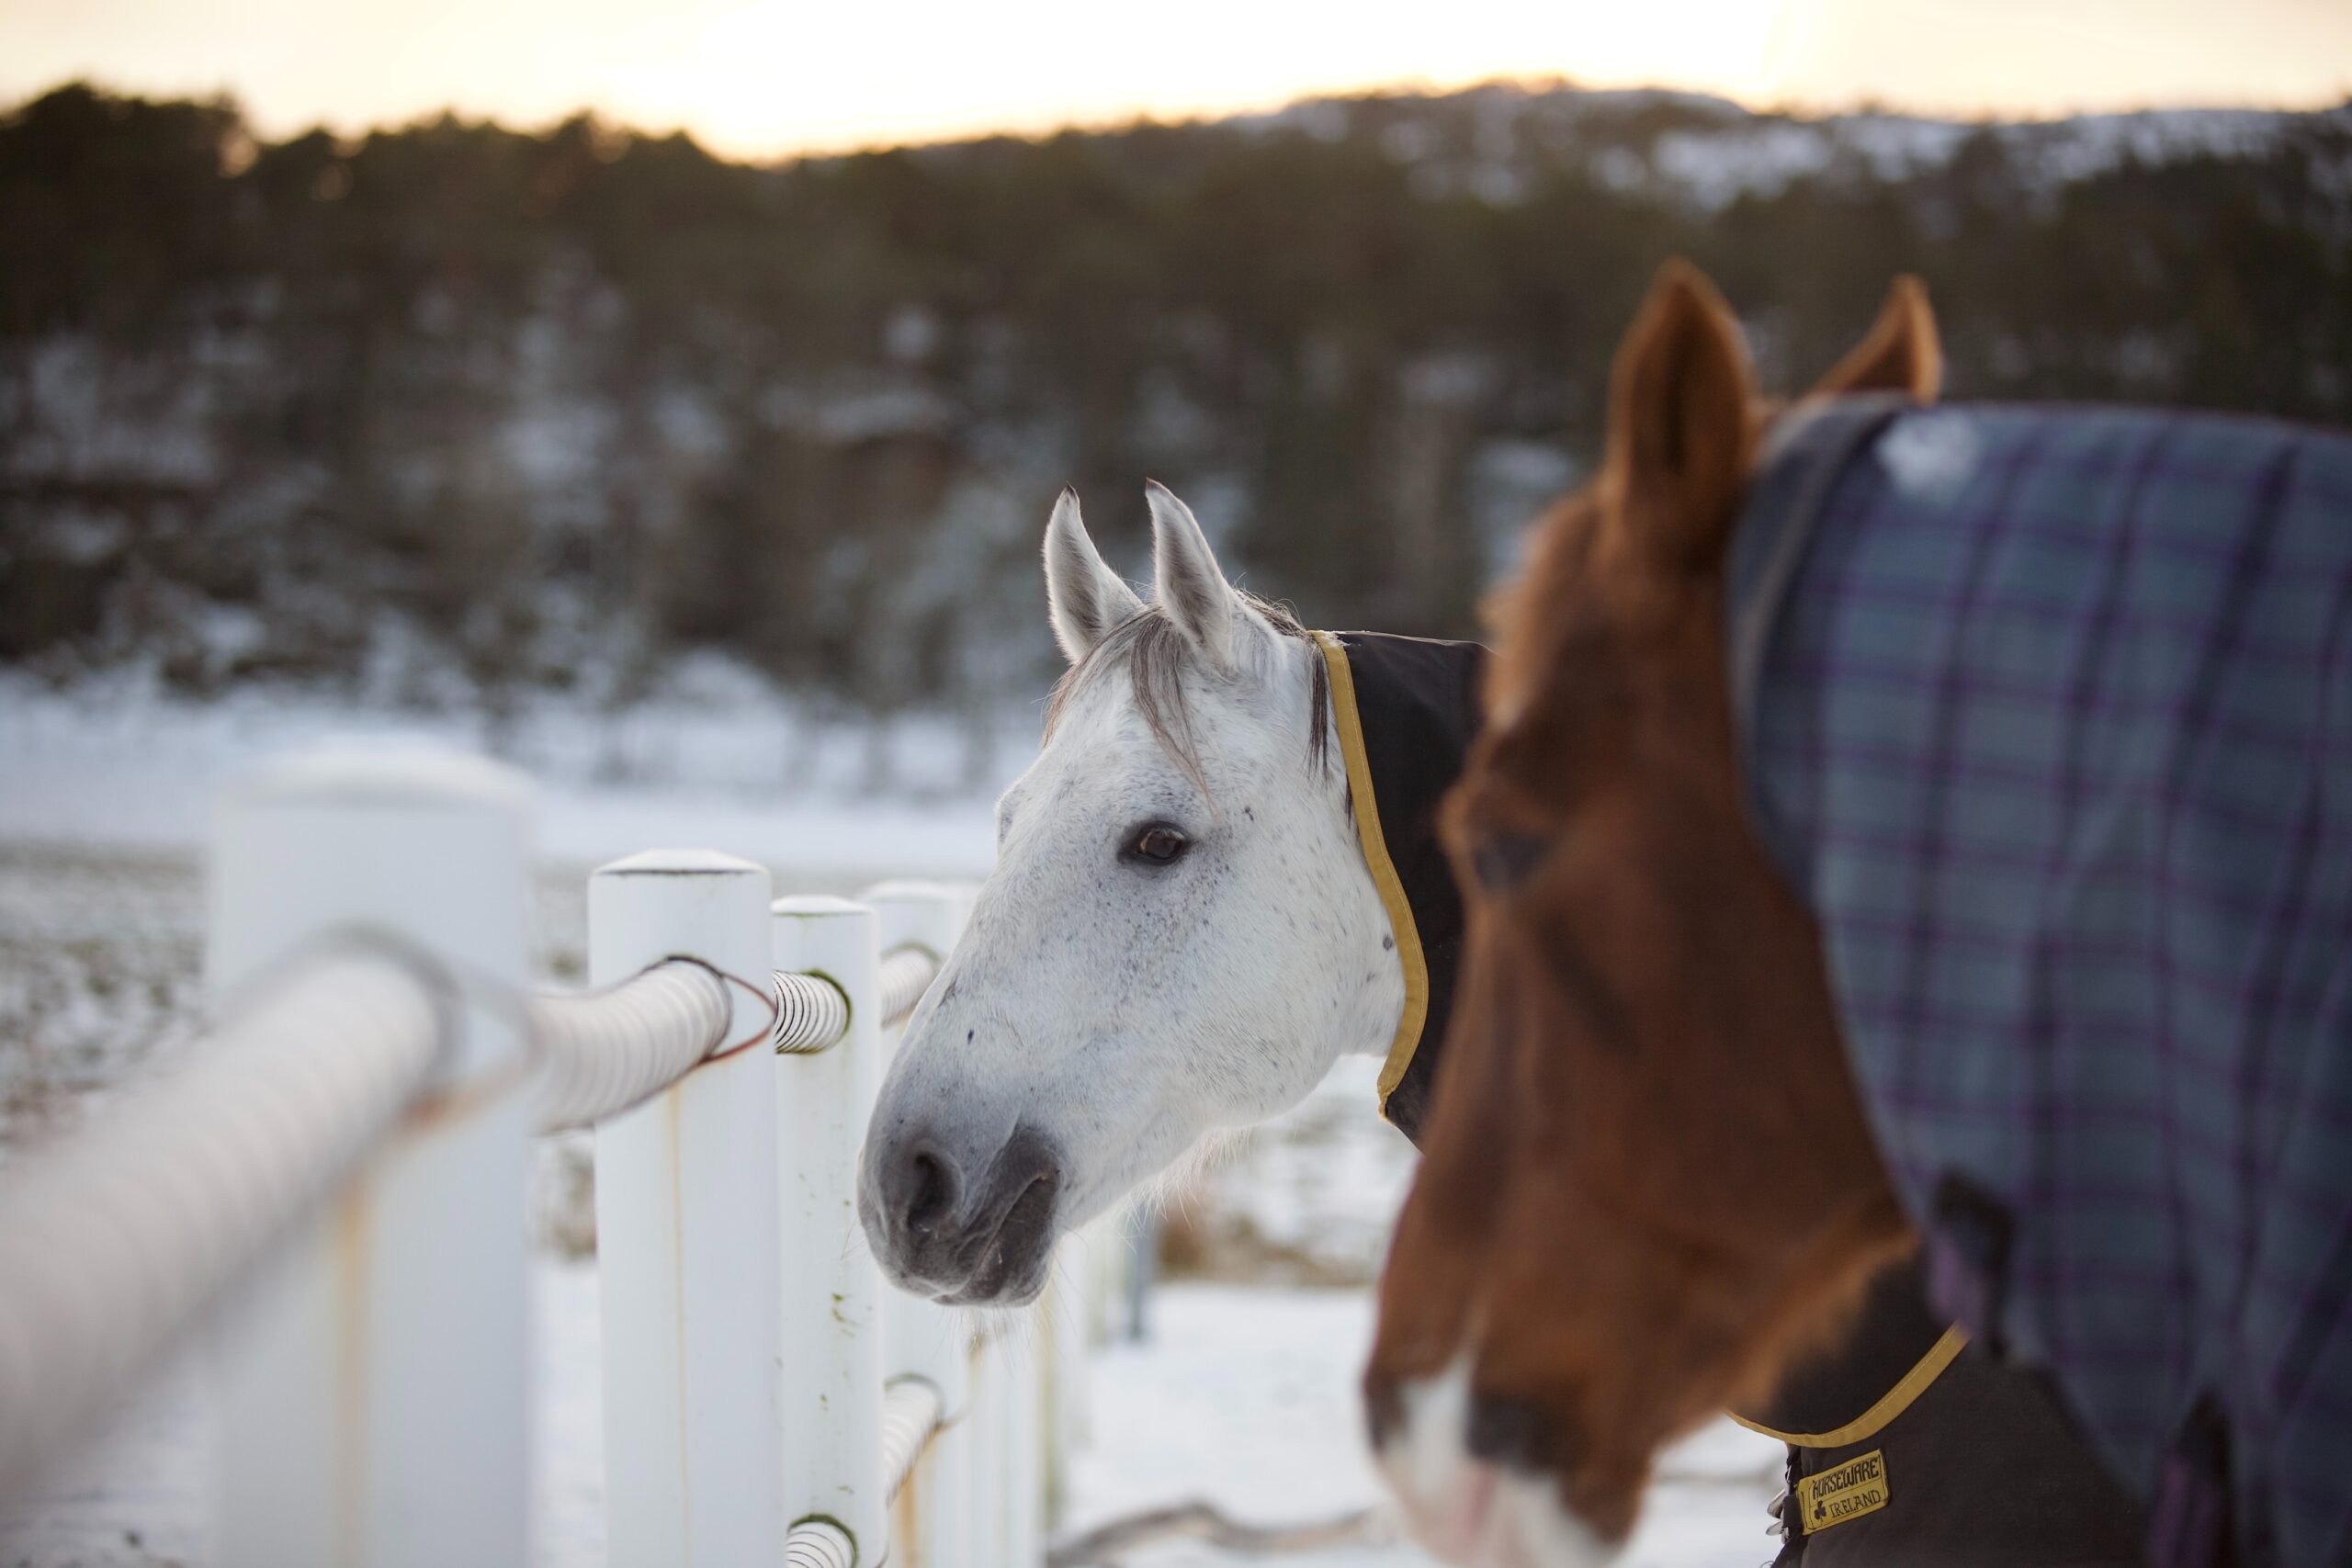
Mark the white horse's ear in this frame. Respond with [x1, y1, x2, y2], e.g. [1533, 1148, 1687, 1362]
[1146, 480, 1239, 671]
[1044, 487, 1143, 664]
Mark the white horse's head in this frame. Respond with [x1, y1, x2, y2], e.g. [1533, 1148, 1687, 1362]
[858, 481, 1405, 1303]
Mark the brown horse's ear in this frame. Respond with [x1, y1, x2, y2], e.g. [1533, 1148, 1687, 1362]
[1602, 260, 1757, 565]
[1809, 275, 1941, 402]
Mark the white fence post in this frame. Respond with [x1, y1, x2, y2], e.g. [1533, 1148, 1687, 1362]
[772, 896, 885, 1562]
[967, 1329, 1012, 1568]
[1004, 1307, 1046, 1568]
[865, 881, 975, 1568]
[590, 851, 780, 1566]
[208, 741, 533, 1568]
[1042, 1225, 1100, 1534]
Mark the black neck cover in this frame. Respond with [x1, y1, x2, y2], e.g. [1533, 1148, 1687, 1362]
[1318, 630, 1487, 1145]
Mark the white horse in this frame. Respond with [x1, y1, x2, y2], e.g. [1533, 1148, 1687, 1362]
[857, 482, 1406, 1303]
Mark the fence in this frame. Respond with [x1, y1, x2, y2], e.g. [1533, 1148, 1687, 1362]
[0, 739, 1091, 1567]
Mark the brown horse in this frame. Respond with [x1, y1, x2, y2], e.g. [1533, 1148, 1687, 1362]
[1364, 259, 2352, 1567]
[1361, 265, 1919, 1564]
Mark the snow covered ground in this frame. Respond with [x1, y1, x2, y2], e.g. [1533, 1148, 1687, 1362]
[0, 682, 1781, 1567]
[0, 668, 1012, 877]
[1071, 1284, 1783, 1568]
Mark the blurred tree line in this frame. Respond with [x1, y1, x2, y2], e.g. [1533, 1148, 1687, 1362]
[3, 80, 2347, 717]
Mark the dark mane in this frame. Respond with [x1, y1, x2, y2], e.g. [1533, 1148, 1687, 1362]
[1041, 593, 1331, 792]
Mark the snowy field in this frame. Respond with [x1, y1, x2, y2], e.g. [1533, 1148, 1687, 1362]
[0, 668, 1011, 877]
[0, 685, 1781, 1567]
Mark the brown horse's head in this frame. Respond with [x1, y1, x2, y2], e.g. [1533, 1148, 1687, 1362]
[1363, 265, 1939, 1565]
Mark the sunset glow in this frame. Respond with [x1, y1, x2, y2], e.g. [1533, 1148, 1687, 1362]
[1, 0, 2346, 157]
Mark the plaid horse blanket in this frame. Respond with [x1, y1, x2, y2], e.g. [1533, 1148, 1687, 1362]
[1729, 397, 2352, 1567]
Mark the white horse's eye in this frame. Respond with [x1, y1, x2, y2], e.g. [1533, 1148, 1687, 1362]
[1125, 824, 1191, 866]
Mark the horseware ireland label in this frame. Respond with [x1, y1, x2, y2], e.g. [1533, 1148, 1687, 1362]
[1799, 1449, 1889, 1533]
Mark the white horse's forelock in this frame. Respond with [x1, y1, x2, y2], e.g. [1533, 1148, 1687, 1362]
[1040, 592, 1332, 801]
[858, 484, 1407, 1304]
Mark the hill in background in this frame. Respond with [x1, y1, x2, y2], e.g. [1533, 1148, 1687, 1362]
[5, 79, 2348, 770]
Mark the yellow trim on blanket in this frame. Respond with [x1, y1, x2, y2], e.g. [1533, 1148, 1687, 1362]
[1729, 1325, 1971, 1449]
[1311, 630, 1430, 1111]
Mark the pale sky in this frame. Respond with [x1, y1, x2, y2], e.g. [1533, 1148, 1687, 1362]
[2, 0, 2346, 160]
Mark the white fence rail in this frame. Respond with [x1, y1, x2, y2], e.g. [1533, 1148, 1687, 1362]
[0, 740, 1087, 1568]
[0, 950, 445, 1495]
[532, 957, 733, 1130]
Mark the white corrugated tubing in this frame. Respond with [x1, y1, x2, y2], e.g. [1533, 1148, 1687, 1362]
[0, 951, 445, 1495]
[771, 969, 853, 1055]
[879, 1374, 946, 1500]
[778, 1379, 942, 1568]
[770, 946, 937, 1055]
[782, 1517, 856, 1568]
[876, 947, 941, 1031]
[530, 960, 732, 1131]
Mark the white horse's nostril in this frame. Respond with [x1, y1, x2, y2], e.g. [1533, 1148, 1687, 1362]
[860, 1119, 1065, 1304]
[878, 1135, 963, 1247]
[901, 1149, 953, 1235]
